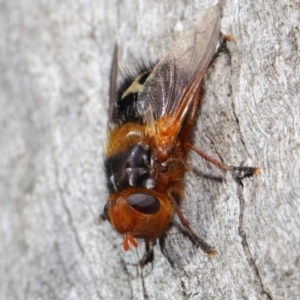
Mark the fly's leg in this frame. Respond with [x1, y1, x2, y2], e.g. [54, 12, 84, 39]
[167, 189, 216, 257]
[211, 33, 232, 63]
[186, 143, 260, 179]
[139, 241, 155, 269]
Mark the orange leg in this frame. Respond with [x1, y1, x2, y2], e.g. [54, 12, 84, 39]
[186, 143, 260, 179]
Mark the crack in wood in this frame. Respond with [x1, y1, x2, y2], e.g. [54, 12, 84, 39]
[53, 153, 85, 256]
[237, 181, 273, 300]
[140, 268, 149, 300]
[61, 194, 85, 256]
[120, 258, 134, 299]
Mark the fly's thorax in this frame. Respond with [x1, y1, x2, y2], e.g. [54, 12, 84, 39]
[112, 69, 152, 124]
[150, 115, 184, 162]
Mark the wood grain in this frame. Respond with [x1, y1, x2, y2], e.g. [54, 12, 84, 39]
[1, 0, 299, 299]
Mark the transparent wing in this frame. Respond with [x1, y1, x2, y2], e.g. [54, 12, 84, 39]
[108, 44, 118, 123]
[137, 6, 221, 121]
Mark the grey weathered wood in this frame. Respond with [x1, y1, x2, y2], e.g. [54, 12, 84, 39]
[1, 0, 299, 299]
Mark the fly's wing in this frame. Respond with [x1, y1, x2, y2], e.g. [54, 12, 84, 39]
[108, 44, 118, 123]
[137, 6, 221, 122]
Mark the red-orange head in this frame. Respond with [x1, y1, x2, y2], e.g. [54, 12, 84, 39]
[104, 188, 174, 251]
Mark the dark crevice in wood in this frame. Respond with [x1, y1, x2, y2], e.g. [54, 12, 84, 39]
[159, 232, 176, 268]
[231, 107, 252, 158]
[140, 268, 149, 300]
[237, 181, 273, 300]
[120, 258, 134, 299]
[180, 277, 191, 298]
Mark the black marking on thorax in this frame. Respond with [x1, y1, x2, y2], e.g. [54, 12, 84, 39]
[105, 144, 152, 193]
[112, 70, 151, 124]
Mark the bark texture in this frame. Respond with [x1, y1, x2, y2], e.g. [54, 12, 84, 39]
[1, 0, 299, 299]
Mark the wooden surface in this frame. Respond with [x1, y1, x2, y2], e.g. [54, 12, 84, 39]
[1, 0, 299, 299]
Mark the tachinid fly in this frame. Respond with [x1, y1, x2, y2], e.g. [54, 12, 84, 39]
[103, 5, 259, 257]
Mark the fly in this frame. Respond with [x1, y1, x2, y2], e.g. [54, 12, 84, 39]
[103, 5, 259, 257]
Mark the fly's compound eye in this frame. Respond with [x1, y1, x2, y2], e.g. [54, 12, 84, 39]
[127, 193, 160, 214]
[103, 203, 110, 222]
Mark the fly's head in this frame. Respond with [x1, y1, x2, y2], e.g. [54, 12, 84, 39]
[103, 188, 174, 250]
